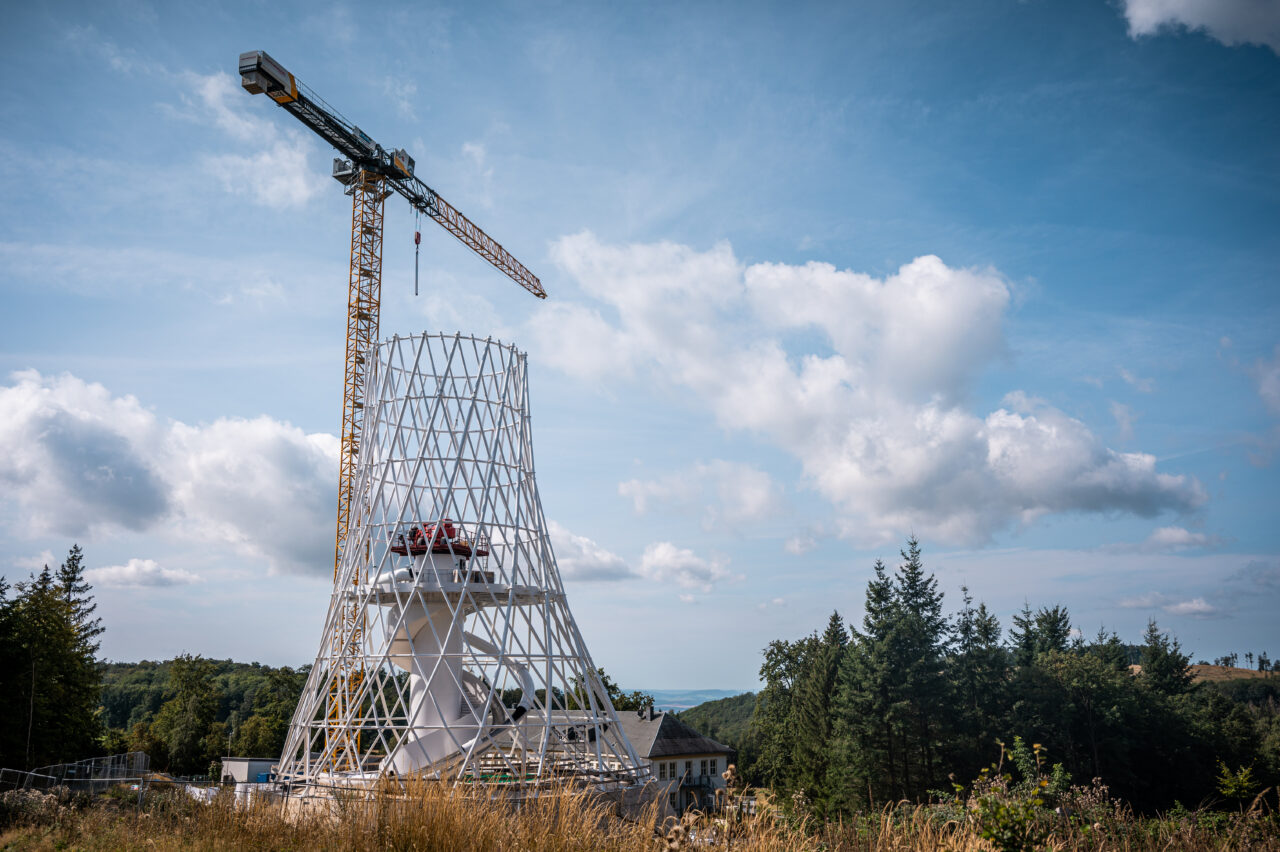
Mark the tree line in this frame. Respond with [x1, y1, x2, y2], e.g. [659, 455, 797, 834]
[741, 538, 1280, 815]
[0, 545, 307, 777]
[0, 546, 103, 770]
[100, 656, 307, 776]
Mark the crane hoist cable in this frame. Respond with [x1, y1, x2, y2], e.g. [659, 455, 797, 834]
[414, 211, 422, 297]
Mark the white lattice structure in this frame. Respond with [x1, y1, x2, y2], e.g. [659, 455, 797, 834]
[278, 333, 646, 792]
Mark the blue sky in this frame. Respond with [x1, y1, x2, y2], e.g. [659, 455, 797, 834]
[1, 0, 1277, 689]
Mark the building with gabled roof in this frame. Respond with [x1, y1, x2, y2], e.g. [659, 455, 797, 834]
[616, 707, 735, 813]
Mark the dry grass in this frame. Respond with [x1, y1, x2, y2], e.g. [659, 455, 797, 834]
[1, 783, 1277, 851]
[1127, 663, 1276, 683]
[1189, 664, 1276, 683]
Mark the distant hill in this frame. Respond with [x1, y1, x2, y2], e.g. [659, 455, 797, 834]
[1189, 664, 1274, 682]
[645, 688, 750, 711]
[675, 692, 757, 751]
[1126, 663, 1275, 683]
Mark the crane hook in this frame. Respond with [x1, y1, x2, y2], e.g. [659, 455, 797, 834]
[414, 228, 421, 297]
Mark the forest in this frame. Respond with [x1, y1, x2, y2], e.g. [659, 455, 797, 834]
[4, 541, 1279, 816]
[687, 538, 1280, 816]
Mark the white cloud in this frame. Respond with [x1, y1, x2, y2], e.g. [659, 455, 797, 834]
[1142, 525, 1221, 552]
[204, 140, 320, 210]
[784, 533, 819, 555]
[0, 371, 336, 576]
[88, 558, 200, 588]
[1162, 596, 1219, 616]
[636, 542, 738, 593]
[1121, 0, 1280, 53]
[1118, 366, 1154, 393]
[547, 521, 633, 581]
[618, 460, 784, 530]
[174, 71, 322, 209]
[1117, 590, 1221, 617]
[531, 234, 1206, 546]
[12, 550, 57, 574]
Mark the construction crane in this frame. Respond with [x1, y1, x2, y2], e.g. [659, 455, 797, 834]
[238, 50, 545, 773]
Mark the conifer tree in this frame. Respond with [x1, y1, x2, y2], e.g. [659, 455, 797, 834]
[1009, 601, 1037, 667]
[1139, 619, 1192, 696]
[829, 559, 896, 807]
[2, 560, 102, 768]
[889, 536, 950, 796]
[1033, 605, 1073, 654]
[791, 611, 847, 812]
[949, 587, 1006, 777]
[58, 544, 104, 656]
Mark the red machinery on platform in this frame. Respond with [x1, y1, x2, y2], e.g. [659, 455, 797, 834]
[389, 519, 490, 558]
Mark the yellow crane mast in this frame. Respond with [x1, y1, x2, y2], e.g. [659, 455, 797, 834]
[238, 50, 545, 773]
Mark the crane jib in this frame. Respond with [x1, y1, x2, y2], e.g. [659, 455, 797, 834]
[238, 49, 543, 297]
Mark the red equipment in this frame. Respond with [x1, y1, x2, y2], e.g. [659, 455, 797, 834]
[390, 519, 489, 558]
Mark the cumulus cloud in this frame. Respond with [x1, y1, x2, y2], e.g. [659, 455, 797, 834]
[1118, 591, 1222, 617]
[0, 371, 336, 575]
[1141, 525, 1222, 552]
[1163, 597, 1219, 616]
[618, 460, 784, 530]
[88, 558, 200, 588]
[547, 521, 634, 581]
[1121, 0, 1280, 53]
[177, 72, 322, 209]
[636, 542, 738, 593]
[529, 234, 1206, 546]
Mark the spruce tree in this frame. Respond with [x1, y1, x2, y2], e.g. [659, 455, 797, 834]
[890, 536, 949, 797]
[949, 587, 1007, 778]
[1033, 605, 1072, 655]
[58, 544, 104, 656]
[1139, 619, 1192, 696]
[830, 559, 897, 807]
[1009, 601, 1037, 667]
[791, 611, 847, 812]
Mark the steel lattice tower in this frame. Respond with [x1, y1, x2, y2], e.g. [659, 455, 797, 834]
[278, 333, 646, 791]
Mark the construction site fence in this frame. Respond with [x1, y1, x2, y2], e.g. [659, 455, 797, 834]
[0, 751, 150, 794]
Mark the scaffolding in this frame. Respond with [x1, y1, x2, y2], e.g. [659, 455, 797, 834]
[277, 333, 646, 792]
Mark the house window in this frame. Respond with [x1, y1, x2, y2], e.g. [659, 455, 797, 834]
[685, 760, 692, 778]
[669, 793, 678, 811]
[700, 759, 708, 777]
[658, 762, 666, 780]
[709, 758, 717, 777]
